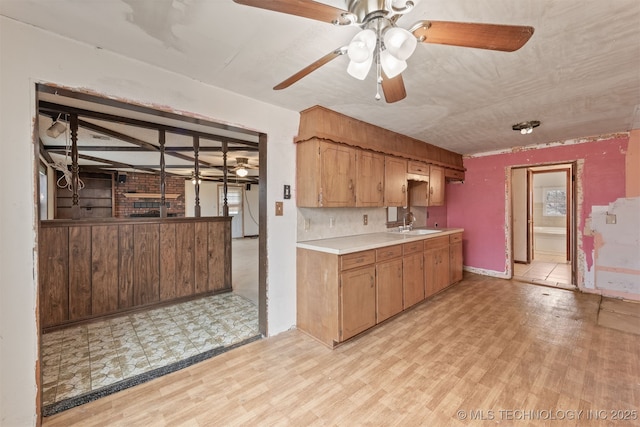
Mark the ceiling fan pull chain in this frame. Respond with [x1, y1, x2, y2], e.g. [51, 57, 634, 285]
[375, 19, 382, 101]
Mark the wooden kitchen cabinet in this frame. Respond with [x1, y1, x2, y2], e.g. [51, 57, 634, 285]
[297, 231, 463, 348]
[384, 156, 408, 207]
[296, 139, 356, 207]
[424, 236, 450, 297]
[340, 265, 377, 341]
[428, 165, 445, 206]
[449, 232, 464, 284]
[403, 241, 425, 309]
[408, 163, 445, 207]
[375, 245, 403, 323]
[356, 150, 385, 207]
[408, 181, 430, 207]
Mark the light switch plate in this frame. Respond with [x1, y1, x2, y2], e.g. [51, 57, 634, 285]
[275, 201, 283, 216]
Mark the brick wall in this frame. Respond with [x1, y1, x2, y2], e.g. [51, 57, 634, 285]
[114, 172, 186, 218]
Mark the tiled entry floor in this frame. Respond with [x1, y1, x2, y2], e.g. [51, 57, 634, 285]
[514, 259, 572, 289]
[42, 293, 259, 414]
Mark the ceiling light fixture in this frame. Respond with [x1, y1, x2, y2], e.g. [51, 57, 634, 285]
[235, 167, 248, 178]
[346, 16, 417, 100]
[46, 114, 67, 138]
[512, 120, 541, 135]
[191, 172, 201, 185]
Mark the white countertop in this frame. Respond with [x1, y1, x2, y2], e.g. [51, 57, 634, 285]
[296, 228, 464, 255]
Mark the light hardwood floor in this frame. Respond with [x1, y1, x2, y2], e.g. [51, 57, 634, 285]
[42, 274, 640, 426]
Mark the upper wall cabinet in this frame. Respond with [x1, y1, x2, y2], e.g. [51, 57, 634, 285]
[384, 156, 408, 207]
[428, 165, 445, 206]
[356, 151, 385, 207]
[297, 139, 356, 207]
[408, 164, 445, 207]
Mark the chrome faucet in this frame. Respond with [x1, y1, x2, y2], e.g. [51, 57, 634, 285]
[400, 212, 415, 231]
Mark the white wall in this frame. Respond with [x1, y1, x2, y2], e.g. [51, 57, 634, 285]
[185, 182, 260, 237]
[0, 17, 299, 426]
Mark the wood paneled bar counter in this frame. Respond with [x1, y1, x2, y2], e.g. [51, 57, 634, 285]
[39, 216, 231, 330]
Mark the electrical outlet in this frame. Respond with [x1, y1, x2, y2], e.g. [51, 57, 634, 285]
[329, 217, 335, 228]
[304, 218, 311, 230]
[363, 214, 368, 225]
[275, 201, 283, 216]
[606, 213, 617, 224]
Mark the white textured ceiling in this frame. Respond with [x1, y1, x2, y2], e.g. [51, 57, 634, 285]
[2, 0, 640, 156]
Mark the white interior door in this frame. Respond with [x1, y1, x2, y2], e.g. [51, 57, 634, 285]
[218, 184, 244, 238]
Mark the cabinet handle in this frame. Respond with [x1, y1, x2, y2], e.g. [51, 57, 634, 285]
[348, 179, 354, 191]
[402, 184, 406, 193]
[377, 182, 383, 191]
[429, 187, 434, 195]
[370, 276, 374, 287]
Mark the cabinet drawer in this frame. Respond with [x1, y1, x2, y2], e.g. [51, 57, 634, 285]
[445, 169, 465, 181]
[424, 236, 450, 250]
[376, 245, 403, 262]
[403, 241, 423, 255]
[450, 233, 462, 243]
[341, 250, 375, 271]
[408, 161, 429, 175]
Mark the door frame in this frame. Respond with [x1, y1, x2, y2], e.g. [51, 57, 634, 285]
[507, 161, 578, 286]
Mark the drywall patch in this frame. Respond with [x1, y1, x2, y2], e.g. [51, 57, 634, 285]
[590, 197, 640, 296]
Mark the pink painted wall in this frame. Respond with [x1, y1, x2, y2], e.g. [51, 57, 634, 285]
[427, 205, 447, 228]
[447, 135, 628, 276]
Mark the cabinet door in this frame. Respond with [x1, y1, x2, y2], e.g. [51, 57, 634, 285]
[428, 165, 445, 206]
[408, 181, 429, 207]
[356, 151, 384, 207]
[384, 156, 408, 207]
[376, 259, 403, 323]
[320, 142, 356, 207]
[425, 246, 450, 296]
[403, 252, 424, 308]
[435, 246, 450, 292]
[340, 266, 376, 341]
[450, 241, 463, 284]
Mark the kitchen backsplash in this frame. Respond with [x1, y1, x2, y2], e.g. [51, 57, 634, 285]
[297, 207, 388, 241]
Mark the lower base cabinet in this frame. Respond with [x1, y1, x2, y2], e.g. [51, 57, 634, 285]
[425, 236, 450, 297]
[297, 231, 463, 348]
[340, 266, 376, 341]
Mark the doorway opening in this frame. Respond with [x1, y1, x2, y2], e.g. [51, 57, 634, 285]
[510, 163, 576, 288]
[35, 84, 267, 415]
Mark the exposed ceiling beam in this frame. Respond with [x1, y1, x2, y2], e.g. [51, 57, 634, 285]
[43, 145, 258, 152]
[48, 150, 172, 175]
[39, 138, 54, 164]
[39, 101, 259, 148]
[37, 84, 259, 140]
[76, 119, 225, 172]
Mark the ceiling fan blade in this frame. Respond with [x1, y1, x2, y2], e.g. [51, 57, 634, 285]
[381, 72, 407, 103]
[233, 0, 348, 24]
[274, 48, 346, 90]
[411, 21, 534, 52]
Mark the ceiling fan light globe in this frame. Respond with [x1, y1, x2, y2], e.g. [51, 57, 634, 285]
[347, 29, 376, 63]
[380, 50, 407, 78]
[236, 168, 249, 177]
[347, 57, 373, 80]
[383, 27, 417, 61]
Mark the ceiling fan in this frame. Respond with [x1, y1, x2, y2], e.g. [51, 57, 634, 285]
[233, 0, 534, 103]
[230, 157, 258, 177]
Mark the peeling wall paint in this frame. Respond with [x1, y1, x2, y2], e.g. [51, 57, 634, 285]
[447, 135, 629, 290]
[588, 197, 640, 298]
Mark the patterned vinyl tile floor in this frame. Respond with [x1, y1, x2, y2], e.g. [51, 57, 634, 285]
[41, 293, 259, 411]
